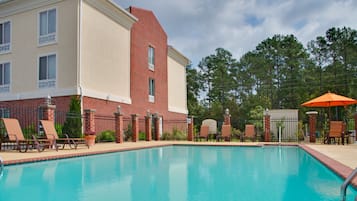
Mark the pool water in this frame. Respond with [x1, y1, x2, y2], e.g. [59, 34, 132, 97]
[0, 146, 356, 201]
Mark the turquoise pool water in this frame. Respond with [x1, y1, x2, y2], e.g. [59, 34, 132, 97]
[0, 146, 356, 201]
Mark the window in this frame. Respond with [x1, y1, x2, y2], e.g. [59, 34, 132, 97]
[0, 62, 10, 92]
[149, 78, 155, 102]
[39, 8, 56, 45]
[0, 21, 11, 54]
[39, 54, 56, 88]
[148, 46, 155, 70]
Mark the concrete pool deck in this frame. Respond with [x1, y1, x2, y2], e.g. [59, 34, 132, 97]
[1, 141, 357, 186]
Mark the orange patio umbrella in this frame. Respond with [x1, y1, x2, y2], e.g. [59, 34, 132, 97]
[301, 92, 357, 120]
[301, 92, 357, 107]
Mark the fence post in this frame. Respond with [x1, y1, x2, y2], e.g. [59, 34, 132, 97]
[131, 114, 139, 142]
[187, 116, 194, 141]
[306, 111, 318, 143]
[264, 110, 270, 142]
[145, 111, 152, 141]
[114, 106, 124, 143]
[84, 109, 96, 134]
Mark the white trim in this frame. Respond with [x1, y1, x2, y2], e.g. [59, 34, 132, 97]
[37, 52, 57, 89]
[168, 106, 188, 114]
[37, 7, 58, 46]
[0, 19, 11, 55]
[0, 87, 77, 101]
[81, 88, 132, 104]
[84, 0, 137, 30]
[0, 0, 62, 18]
[0, 61, 11, 93]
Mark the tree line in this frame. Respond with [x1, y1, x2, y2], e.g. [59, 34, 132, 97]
[187, 27, 357, 130]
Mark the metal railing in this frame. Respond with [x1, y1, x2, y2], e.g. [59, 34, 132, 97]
[341, 167, 357, 201]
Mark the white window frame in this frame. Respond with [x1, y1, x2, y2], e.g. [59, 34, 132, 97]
[38, 53, 57, 89]
[148, 46, 155, 71]
[0, 20, 11, 54]
[149, 78, 155, 103]
[38, 8, 57, 46]
[0, 61, 10, 93]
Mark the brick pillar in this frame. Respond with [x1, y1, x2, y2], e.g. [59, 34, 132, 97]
[131, 114, 139, 142]
[264, 114, 270, 142]
[41, 104, 56, 122]
[154, 113, 160, 141]
[224, 108, 231, 125]
[307, 111, 318, 143]
[84, 109, 96, 134]
[145, 112, 152, 141]
[187, 116, 194, 141]
[114, 107, 124, 143]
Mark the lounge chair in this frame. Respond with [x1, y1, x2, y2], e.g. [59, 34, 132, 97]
[0, 118, 52, 152]
[40, 120, 88, 149]
[325, 121, 345, 145]
[241, 124, 256, 142]
[195, 125, 209, 141]
[217, 125, 232, 141]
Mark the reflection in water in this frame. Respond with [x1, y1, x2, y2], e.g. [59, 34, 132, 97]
[0, 146, 355, 201]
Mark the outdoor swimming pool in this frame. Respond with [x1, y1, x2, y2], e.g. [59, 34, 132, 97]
[0, 146, 356, 201]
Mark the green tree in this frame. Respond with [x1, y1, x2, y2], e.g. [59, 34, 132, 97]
[62, 96, 82, 138]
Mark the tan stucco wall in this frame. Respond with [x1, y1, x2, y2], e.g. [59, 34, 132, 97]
[167, 56, 188, 114]
[80, 1, 132, 104]
[0, 0, 78, 100]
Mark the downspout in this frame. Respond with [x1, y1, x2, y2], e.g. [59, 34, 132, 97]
[78, 0, 84, 132]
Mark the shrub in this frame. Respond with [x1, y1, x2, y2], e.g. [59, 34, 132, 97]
[124, 124, 133, 141]
[162, 127, 186, 140]
[97, 130, 115, 142]
[62, 96, 82, 138]
[139, 131, 146, 140]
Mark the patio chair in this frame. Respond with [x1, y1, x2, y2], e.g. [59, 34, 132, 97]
[217, 125, 232, 141]
[325, 121, 345, 145]
[0, 118, 52, 152]
[195, 125, 209, 141]
[40, 120, 88, 149]
[241, 124, 256, 142]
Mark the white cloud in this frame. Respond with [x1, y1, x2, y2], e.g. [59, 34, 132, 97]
[114, 0, 357, 66]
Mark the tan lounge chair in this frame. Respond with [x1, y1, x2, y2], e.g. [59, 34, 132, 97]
[40, 120, 88, 149]
[0, 118, 52, 152]
[325, 121, 345, 145]
[217, 125, 232, 141]
[195, 125, 209, 141]
[241, 124, 256, 142]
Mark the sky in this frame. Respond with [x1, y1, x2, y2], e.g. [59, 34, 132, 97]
[114, 0, 357, 67]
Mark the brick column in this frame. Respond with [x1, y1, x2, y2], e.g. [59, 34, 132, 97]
[306, 111, 318, 143]
[154, 113, 160, 141]
[187, 116, 194, 141]
[264, 114, 270, 142]
[41, 104, 56, 122]
[131, 114, 139, 142]
[224, 108, 231, 125]
[84, 109, 96, 134]
[145, 111, 152, 141]
[114, 107, 124, 143]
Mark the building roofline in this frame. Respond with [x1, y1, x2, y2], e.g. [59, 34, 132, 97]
[168, 45, 190, 66]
